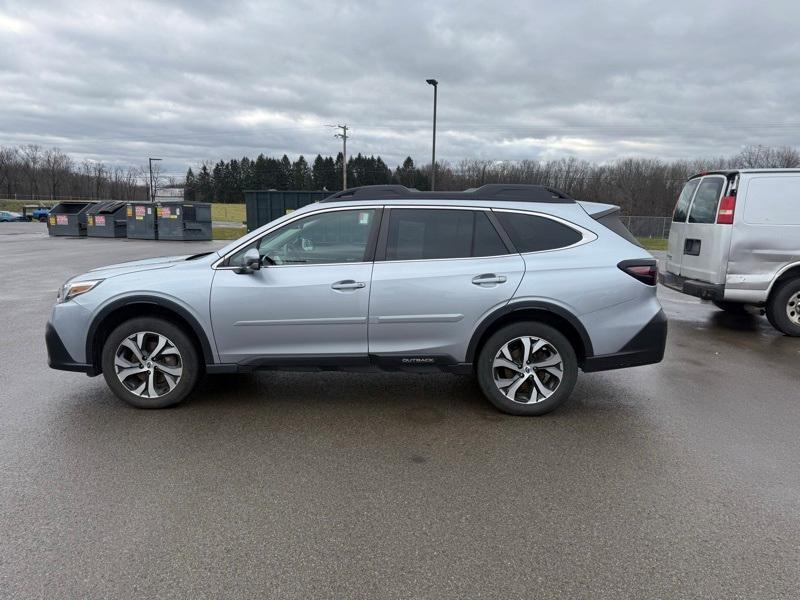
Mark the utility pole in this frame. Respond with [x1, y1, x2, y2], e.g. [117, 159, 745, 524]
[426, 79, 438, 191]
[148, 157, 162, 202]
[327, 124, 349, 189]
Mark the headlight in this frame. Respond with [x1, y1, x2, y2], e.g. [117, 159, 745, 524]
[57, 279, 103, 303]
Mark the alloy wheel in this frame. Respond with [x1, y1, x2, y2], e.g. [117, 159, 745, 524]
[114, 331, 183, 398]
[492, 336, 564, 404]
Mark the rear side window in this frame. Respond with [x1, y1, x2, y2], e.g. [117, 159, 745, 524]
[385, 209, 508, 260]
[688, 177, 725, 223]
[673, 178, 700, 222]
[495, 212, 582, 252]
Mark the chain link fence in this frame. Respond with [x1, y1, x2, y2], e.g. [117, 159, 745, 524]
[620, 216, 671, 239]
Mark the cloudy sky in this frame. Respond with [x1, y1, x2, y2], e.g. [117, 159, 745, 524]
[1, 0, 799, 176]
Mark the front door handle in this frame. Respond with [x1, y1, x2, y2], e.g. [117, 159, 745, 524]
[331, 280, 366, 290]
[472, 274, 508, 285]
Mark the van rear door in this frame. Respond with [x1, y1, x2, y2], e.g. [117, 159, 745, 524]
[666, 177, 700, 276]
[679, 174, 731, 283]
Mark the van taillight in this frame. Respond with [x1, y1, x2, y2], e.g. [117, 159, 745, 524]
[618, 260, 658, 286]
[717, 195, 736, 224]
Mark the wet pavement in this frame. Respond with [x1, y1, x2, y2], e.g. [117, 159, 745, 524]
[1, 222, 799, 599]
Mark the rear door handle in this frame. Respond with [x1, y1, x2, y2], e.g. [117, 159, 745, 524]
[472, 274, 508, 285]
[331, 280, 366, 290]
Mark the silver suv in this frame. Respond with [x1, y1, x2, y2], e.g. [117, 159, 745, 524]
[46, 185, 667, 415]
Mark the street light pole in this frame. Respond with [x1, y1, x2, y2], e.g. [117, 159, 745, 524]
[426, 79, 438, 191]
[327, 124, 349, 190]
[148, 157, 162, 202]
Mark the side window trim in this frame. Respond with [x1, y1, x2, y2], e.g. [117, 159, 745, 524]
[484, 210, 517, 253]
[373, 206, 514, 263]
[490, 208, 597, 254]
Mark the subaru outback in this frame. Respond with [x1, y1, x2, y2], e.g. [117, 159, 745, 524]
[46, 184, 667, 415]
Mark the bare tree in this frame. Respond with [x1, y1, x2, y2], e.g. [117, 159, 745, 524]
[43, 148, 72, 199]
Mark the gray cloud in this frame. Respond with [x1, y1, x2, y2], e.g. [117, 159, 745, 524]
[1, 0, 799, 175]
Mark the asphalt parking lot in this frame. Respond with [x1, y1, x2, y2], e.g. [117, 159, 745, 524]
[1, 221, 799, 599]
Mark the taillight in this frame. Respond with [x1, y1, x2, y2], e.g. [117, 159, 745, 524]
[618, 260, 658, 286]
[717, 195, 736, 224]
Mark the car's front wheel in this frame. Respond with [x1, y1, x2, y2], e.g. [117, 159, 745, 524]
[476, 322, 578, 416]
[101, 317, 200, 408]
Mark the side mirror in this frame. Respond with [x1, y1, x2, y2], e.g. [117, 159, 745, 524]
[235, 248, 262, 274]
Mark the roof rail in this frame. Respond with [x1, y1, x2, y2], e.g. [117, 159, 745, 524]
[320, 184, 574, 203]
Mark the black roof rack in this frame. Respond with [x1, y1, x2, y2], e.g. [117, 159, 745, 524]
[319, 184, 574, 203]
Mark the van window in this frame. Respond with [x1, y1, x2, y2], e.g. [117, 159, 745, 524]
[743, 176, 800, 225]
[688, 177, 725, 223]
[673, 179, 700, 222]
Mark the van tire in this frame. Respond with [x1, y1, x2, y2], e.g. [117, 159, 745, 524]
[712, 300, 748, 314]
[766, 278, 800, 337]
[476, 322, 578, 416]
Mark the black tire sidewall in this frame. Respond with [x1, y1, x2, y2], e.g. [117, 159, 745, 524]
[767, 279, 800, 336]
[101, 317, 200, 408]
[476, 321, 578, 416]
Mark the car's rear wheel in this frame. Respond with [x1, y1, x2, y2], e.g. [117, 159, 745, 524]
[712, 300, 748, 314]
[766, 278, 800, 337]
[101, 317, 200, 408]
[476, 322, 578, 416]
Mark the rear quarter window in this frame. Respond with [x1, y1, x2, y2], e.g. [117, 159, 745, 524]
[495, 212, 583, 252]
[742, 176, 800, 225]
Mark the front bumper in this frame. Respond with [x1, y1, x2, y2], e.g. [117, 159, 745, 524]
[582, 309, 667, 372]
[659, 271, 724, 301]
[46, 322, 95, 375]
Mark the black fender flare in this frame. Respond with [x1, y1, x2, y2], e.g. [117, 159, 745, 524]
[85, 295, 216, 367]
[465, 300, 594, 363]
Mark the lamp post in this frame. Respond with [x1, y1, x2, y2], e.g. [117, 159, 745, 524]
[426, 79, 438, 191]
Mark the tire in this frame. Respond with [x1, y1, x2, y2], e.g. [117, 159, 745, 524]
[101, 317, 201, 408]
[476, 321, 578, 416]
[712, 300, 748, 314]
[765, 278, 800, 337]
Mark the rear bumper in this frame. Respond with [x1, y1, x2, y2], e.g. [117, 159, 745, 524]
[582, 309, 667, 372]
[46, 322, 96, 375]
[659, 271, 725, 301]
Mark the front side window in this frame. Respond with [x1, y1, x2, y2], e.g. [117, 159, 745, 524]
[673, 178, 700, 222]
[385, 209, 508, 261]
[688, 177, 725, 224]
[494, 212, 583, 253]
[230, 209, 377, 266]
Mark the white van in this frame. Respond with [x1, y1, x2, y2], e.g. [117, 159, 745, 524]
[661, 169, 800, 336]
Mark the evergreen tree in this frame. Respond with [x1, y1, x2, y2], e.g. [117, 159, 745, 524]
[292, 155, 311, 189]
[197, 164, 212, 202]
[312, 154, 326, 190]
[184, 167, 196, 201]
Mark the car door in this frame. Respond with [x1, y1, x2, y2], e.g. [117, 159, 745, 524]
[666, 177, 700, 276]
[680, 175, 731, 283]
[210, 207, 381, 364]
[368, 207, 525, 364]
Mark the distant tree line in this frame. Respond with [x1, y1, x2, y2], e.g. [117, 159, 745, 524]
[2, 142, 798, 216]
[0, 145, 150, 202]
[184, 145, 800, 216]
